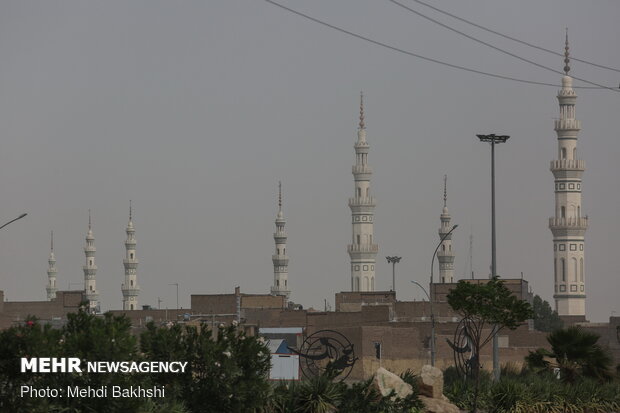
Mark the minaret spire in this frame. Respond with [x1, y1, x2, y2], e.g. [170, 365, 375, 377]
[443, 174, 447, 208]
[549, 34, 587, 319]
[271, 181, 290, 300]
[359, 91, 365, 130]
[46, 230, 58, 300]
[122, 201, 140, 310]
[348, 94, 378, 291]
[83, 211, 99, 313]
[564, 28, 570, 75]
[438, 175, 455, 283]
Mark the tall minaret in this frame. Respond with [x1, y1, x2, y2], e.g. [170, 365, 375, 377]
[83, 210, 99, 313]
[438, 175, 455, 283]
[549, 32, 587, 317]
[348, 93, 378, 291]
[122, 201, 140, 310]
[46, 231, 58, 300]
[271, 182, 290, 300]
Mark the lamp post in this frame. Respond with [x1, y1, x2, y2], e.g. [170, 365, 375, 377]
[410, 280, 433, 365]
[429, 224, 458, 367]
[477, 133, 509, 381]
[386, 256, 402, 292]
[169, 283, 179, 309]
[0, 213, 27, 231]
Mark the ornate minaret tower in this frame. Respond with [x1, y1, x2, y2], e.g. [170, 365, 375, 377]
[348, 93, 378, 291]
[271, 182, 290, 300]
[83, 210, 99, 313]
[549, 33, 587, 317]
[122, 201, 140, 310]
[438, 175, 455, 283]
[46, 231, 58, 300]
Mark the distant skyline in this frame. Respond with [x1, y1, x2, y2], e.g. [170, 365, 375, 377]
[0, 1, 618, 321]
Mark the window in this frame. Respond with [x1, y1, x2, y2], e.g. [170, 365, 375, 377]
[130, 304, 134, 310]
[371, 277, 374, 290]
[561, 206, 566, 219]
[554, 259, 557, 282]
[561, 148, 566, 159]
[130, 280, 133, 286]
[285, 280, 287, 286]
[572, 258, 578, 282]
[283, 248, 285, 255]
[357, 235, 360, 245]
[573, 148, 576, 159]
[561, 258, 566, 282]
[366, 188, 369, 196]
[130, 253, 134, 259]
[355, 277, 360, 291]
[90, 259, 93, 266]
[580, 258, 584, 282]
[357, 188, 361, 197]
[369, 235, 372, 244]
[442, 245, 445, 251]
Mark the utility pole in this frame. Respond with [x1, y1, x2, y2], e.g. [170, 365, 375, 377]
[477, 133, 509, 381]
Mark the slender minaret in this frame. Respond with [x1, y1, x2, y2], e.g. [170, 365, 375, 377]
[46, 231, 58, 300]
[122, 201, 140, 310]
[549, 32, 587, 317]
[271, 182, 291, 300]
[348, 93, 378, 291]
[83, 210, 99, 313]
[438, 175, 455, 283]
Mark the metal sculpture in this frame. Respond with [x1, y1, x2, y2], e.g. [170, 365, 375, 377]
[288, 329, 357, 381]
[446, 317, 477, 378]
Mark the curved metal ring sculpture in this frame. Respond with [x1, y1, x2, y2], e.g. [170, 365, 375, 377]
[446, 317, 477, 379]
[290, 329, 357, 381]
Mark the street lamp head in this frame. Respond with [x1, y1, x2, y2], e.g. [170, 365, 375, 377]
[386, 256, 402, 264]
[477, 134, 510, 143]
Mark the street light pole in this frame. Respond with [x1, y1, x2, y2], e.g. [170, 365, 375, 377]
[0, 213, 27, 231]
[386, 256, 402, 292]
[429, 224, 458, 367]
[477, 133, 509, 381]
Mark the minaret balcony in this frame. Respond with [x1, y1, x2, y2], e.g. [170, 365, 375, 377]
[347, 244, 379, 253]
[549, 217, 588, 230]
[550, 159, 585, 171]
[554, 119, 581, 131]
[348, 197, 376, 207]
[121, 285, 140, 296]
[272, 255, 289, 266]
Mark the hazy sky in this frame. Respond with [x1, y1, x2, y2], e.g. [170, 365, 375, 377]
[0, 1, 618, 322]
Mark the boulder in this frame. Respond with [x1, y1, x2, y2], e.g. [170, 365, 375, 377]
[419, 395, 461, 413]
[417, 364, 444, 399]
[371, 367, 413, 399]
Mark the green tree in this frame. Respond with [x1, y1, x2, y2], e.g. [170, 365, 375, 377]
[140, 322, 272, 413]
[446, 277, 533, 413]
[526, 326, 613, 384]
[532, 295, 563, 332]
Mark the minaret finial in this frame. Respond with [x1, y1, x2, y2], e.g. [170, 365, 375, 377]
[359, 91, 365, 130]
[129, 200, 133, 221]
[88, 209, 91, 230]
[564, 28, 570, 75]
[278, 181, 282, 211]
[443, 175, 447, 208]
[51, 230, 54, 252]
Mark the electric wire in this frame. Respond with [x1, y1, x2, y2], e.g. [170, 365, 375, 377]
[407, 0, 620, 73]
[388, 0, 617, 92]
[265, 0, 617, 91]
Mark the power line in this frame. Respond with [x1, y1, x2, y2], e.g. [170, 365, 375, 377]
[387, 0, 618, 92]
[264, 0, 617, 91]
[407, 0, 620, 73]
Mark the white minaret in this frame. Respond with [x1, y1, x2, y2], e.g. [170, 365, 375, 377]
[348, 93, 378, 291]
[438, 175, 455, 283]
[122, 201, 140, 310]
[271, 182, 291, 300]
[549, 33, 587, 317]
[83, 210, 99, 313]
[46, 231, 58, 300]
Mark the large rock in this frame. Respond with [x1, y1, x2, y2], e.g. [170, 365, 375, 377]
[371, 367, 413, 400]
[419, 395, 461, 413]
[417, 365, 444, 399]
